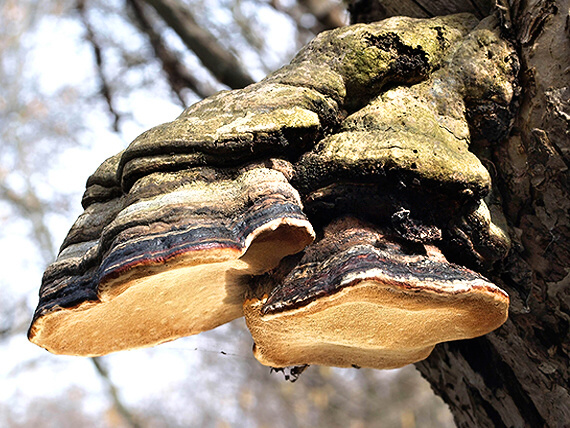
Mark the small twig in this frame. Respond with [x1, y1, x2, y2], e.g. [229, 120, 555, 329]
[127, 0, 215, 102]
[141, 0, 255, 89]
[76, 0, 122, 131]
[91, 357, 142, 428]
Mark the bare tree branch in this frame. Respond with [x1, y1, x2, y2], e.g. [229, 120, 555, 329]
[91, 357, 142, 428]
[297, 0, 347, 30]
[76, 0, 122, 132]
[127, 0, 216, 102]
[141, 0, 255, 89]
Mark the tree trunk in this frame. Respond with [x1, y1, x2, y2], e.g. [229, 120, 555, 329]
[348, 0, 569, 426]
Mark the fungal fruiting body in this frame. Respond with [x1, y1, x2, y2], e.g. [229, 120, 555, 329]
[29, 14, 516, 368]
[29, 164, 314, 356]
[244, 218, 509, 369]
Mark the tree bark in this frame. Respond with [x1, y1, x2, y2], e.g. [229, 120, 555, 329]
[346, 0, 494, 23]
[349, 1, 570, 426]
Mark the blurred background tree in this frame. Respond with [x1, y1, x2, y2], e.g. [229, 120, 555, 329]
[0, 1, 455, 427]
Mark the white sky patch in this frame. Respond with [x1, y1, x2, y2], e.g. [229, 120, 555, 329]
[103, 348, 200, 403]
[0, 335, 106, 406]
[26, 16, 95, 96]
[117, 90, 184, 142]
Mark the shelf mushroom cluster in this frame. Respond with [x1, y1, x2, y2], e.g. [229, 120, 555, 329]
[29, 13, 517, 369]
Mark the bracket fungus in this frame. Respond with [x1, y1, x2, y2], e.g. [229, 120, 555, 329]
[30, 14, 518, 369]
[244, 217, 509, 369]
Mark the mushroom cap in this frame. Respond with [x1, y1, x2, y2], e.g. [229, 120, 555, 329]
[119, 84, 339, 191]
[29, 164, 314, 356]
[118, 14, 481, 191]
[292, 17, 516, 262]
[244, 217, 508, 369]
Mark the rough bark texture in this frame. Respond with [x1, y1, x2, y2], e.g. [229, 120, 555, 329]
[348, 1, 570, 427]
[346, 0, 495, 23]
